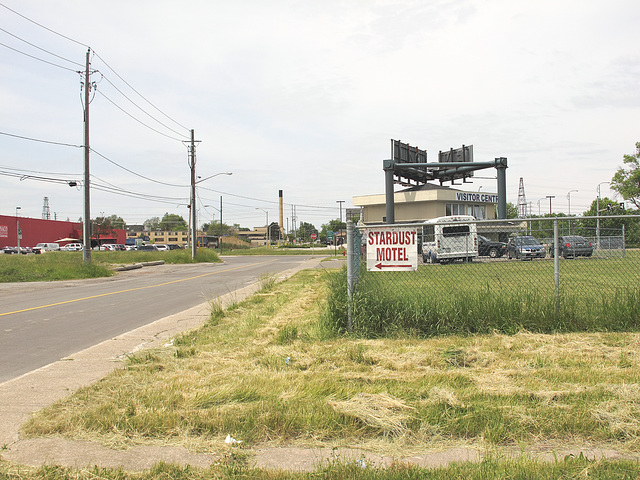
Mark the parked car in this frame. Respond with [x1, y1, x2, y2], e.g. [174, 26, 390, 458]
[33, 242, 60, 253]
[506, 236, 546, 260]
[61, 243, 83, 251]
[155, 244, 169, 252]
[136, 244, 159, 251]
[97, 244, 117, 251]
[1, 246, 20, 254]
[477, 235, 507, 258]
[166, 244, 183, 250]
[549, 235, 593, 258]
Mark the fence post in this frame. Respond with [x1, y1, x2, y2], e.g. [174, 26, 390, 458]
[623, 224, 626, 257]
[346, 220, 354, 332]
[554, 218, 559, 298]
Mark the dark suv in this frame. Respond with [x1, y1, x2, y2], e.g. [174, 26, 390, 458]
[506, 236, 546, 260]
[549, 235, 593, 258]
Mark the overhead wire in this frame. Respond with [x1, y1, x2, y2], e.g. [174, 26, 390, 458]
[0, 40, 79, 72]
[0, 2, 88, 47]
[95, 89, 187, 142]
[90, 148, 189, 187]
[92, 51, 190, 133]
[100, 75, 189, 140]
[0, 25, 84, 67]
[0, 130, 83, 148]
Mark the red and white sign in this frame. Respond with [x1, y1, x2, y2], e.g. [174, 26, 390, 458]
[311, 233, 317, 240]
[365, 227, 419, 271]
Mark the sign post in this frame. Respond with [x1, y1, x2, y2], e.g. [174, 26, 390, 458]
[366, 226, 419, 271]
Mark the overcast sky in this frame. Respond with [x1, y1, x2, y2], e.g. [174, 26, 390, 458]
[1, 1, 638, 230]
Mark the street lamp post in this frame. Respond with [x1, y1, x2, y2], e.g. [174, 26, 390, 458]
[256, 208, 269, 247]
[546, 195, 555, 215]
[203, 204, 218, 246]
[190, 172, 232, 259]
[567, 190, 578, 234]
[15, 206, 21, 250]
[596, 181, 610, 249]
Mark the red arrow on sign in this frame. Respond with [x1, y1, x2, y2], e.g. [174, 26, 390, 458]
[374, 263, 413, 269]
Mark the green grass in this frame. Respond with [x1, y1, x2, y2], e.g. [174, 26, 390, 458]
[22, 268, 640, 457]
[0, 249, 222, 282]
[322, 253, 640, 337]
[1, 455, 640, 479]
[0, 252, 113, 282]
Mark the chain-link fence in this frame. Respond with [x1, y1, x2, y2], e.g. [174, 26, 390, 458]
[337, 215, 640, 338]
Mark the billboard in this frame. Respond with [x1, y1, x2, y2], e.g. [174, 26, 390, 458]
[438, 145, 473, 163]
[391, 139, 429, 185]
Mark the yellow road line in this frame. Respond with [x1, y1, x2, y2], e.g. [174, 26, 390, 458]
[0, 258, 278, 317]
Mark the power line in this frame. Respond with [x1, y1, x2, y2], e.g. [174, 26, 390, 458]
[0, 130, 83, 148]
[0, 40, 79, 72]
[0, 164, 79, 176]
[90, 148, 189, 187]
[0, 26, 84, 67]
[96, 89, 187, 142]
[0, 2, 88, 48]
[93, 51, 190, 133]
[100, 75, 189, 140]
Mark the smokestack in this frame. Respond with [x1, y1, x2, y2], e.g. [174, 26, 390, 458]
[279, 190, 284, 240]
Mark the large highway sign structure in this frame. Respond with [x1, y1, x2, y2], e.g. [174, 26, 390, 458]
[383, 139, 508, 223]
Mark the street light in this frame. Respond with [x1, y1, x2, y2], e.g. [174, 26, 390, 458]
[190, 172, 232, 259]
[567, 190, 578, 234]
[15, 206, 21, 250]
[204, 203, 221, 250]
[596, 181, 610, 249]
[536, 198, 545, 216]
[256, 208, 269, 247]
[546, 195, 555, 215]
[566, 190, 578, 216]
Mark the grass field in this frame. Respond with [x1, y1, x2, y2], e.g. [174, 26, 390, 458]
[323, 252, 640, 337]
[19, 265, 640, 477]
[0, 249, 221, 282]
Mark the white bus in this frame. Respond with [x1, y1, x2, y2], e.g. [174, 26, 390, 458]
[422, 215, 478, 264]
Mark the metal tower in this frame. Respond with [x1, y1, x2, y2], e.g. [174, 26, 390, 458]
[517, 178, 527, 217]
[42, 196, 51, 220]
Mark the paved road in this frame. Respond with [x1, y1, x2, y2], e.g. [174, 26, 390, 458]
[0, 255, 319, 383]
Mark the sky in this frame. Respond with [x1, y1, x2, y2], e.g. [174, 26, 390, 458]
[1, 0, 639, 231]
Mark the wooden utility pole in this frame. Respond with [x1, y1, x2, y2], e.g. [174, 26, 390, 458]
[83, 48, 92, 263]
[189, 129, 197, 259]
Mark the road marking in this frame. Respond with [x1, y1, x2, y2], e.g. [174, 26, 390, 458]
[0, 259, 278, 317]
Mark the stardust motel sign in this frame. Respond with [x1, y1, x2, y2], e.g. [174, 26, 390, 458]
[366, 226, 419, 271]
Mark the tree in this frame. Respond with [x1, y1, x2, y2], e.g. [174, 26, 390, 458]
[158, 213, 188, 231]
[92, 215, 116, 240]
[143, 217, 160, 230]
[298, 222, 317, 242]
[267, 222, 280, 242]
[505, 202, 518, 219]
[105, 214, 126, 229]
[611, 141, 640, 209]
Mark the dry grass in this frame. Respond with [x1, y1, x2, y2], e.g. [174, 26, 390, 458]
[22, 268, 640, 457]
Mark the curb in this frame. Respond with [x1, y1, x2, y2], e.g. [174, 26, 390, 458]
[112, 260, 165, 271]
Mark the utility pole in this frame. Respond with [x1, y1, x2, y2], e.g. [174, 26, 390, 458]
[219, 195, 223, 255]
[189, 129, 197, 259]
[82, 48, 92, 263]
[337, 200, 345, 246]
